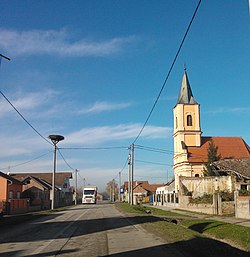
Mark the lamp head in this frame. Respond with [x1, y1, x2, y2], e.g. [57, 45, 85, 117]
[48, 135, 64, 145]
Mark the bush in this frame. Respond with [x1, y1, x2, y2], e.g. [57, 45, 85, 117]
[239, 189, 250, 196]
[219, 191, 234, 201]
[189, 193, 213, 204]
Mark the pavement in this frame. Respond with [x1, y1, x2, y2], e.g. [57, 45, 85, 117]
[149, 204, 250, 228]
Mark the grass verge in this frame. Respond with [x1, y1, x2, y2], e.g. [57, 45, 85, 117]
[180, 219, 250, 251]
[116, 202, 250, 252]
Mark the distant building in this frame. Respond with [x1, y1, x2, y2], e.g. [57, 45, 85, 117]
[122, 181, 165, 203]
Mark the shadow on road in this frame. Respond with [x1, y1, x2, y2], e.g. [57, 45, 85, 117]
[0, 204, 249, 257]
[100, 236, 250, 257]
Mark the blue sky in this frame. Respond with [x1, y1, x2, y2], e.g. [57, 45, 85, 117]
[0, 1, 249, 192]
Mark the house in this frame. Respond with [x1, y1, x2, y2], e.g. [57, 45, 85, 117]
[10, 172, 72, 193]
[155, 179, 177, 207]
[22, 176, 52, 210]
[173, 69, 250, 192]
[0, 171, 28, 215]
[10, 172, 73, 207]
[122, 181, 165, 204]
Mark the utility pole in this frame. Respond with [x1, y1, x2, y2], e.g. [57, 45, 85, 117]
[83, 178, 86, 187]
[119, 171, 121, 202]
[110, 184, 112, 202]
[75, 169, 78, 205]
[131, 144, 134, 205]
[128, 154, 131, 204]
[113, 179, 115, 202]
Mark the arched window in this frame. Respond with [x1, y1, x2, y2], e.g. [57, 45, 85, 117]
[195, 174, 199, 177]
[187, 115, 192, 126]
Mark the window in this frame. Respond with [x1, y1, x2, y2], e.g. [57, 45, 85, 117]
[175, 117, 178, 129]
[195, 174, 200, 177]
[17, 191, 21, 199]
[9, 191, 13, 199]
[187, 115, 192, 126]
[241, 184, 247, 190]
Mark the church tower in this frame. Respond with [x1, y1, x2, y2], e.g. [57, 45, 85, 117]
[173, 69, 202, 191]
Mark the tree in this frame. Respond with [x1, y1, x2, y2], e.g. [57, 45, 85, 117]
[105, 180, 118, 201]
[204, 140, 221, 176]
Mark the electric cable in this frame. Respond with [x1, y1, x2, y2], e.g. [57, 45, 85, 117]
[57, 148, 75, 171]
[0, 151, 53, 170]
[0, 90, 52, 146]
[135, 159, 172, 166]
[59, 146, 129, 150]
[0, 55, 52, 145]
[132, 0, 202, 144]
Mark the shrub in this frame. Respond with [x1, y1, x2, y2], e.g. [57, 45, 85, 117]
[189, 193, 213, 204]
[219, 191, 234, 201]
[239, 189, 250, 196]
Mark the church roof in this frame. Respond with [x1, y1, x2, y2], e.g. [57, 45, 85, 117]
[187, 137, 250, 163]
[176, 69, 198, 105]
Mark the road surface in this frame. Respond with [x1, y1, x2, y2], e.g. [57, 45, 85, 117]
[0, 202, 184, 257]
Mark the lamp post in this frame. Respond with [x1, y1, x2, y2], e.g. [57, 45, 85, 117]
[48, 134, 64, 210]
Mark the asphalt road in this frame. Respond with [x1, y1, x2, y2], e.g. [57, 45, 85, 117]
[0, 203, 184, 257]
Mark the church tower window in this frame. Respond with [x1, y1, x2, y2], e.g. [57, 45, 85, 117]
[187, 115, 192, 126]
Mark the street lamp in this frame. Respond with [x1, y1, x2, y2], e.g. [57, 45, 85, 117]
[48, 134, 64, 210]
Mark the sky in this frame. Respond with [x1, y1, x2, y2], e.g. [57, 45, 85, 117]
[0, 1, 249, 192]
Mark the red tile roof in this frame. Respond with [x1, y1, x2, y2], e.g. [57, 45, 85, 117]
[123, 181, 149, 191]
[10, 172, 72, 186]
[187, 137, 250, 163]
[123, 181, 165, 193]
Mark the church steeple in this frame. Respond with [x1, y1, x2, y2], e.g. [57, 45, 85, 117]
[173, 69, 201, 147]
[176, 69, 198, 105]
[173, 69, 202, 191]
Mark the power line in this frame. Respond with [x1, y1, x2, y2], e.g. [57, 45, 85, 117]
[0, 55, 52, 146]
[132, 0, 202, 144]
[0, 90, 52, 145]
[0, 54, 11, 61]
[0, 151, 53, 171]
[59, 146, 129, 150]
[135, 159, 172, 167]
[57, 148, 75, 171]
[135, 144, 174, 154]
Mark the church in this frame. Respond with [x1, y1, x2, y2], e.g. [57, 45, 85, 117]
[173, 69, 250, 193]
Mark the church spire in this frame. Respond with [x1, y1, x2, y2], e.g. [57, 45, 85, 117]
[176, 69, 198, 105]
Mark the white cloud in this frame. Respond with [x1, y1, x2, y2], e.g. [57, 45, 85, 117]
[0, 89, 59, 118]
[64, 124, 172, 145]
[0, 28, 136, 57]
[205, 107, 250, 114]
[78, 101, 132, 114]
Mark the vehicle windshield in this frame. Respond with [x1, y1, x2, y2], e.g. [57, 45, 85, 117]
[84, 190, 95, 195]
